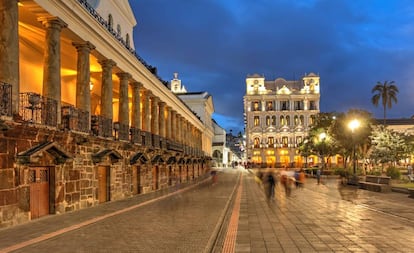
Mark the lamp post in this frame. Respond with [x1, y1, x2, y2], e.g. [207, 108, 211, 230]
[348, 119, 360, 175]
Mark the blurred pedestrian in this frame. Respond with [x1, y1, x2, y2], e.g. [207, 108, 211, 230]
[264, 171, 276, 201]
[297, 169, 305, 189]
[316, 168, 321, 185]
[210, 170, 218, 185]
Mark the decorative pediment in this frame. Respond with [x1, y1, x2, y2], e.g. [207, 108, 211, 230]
[17, 141, 72, 165]
[130, 152, 148, 165]
[277, 85, 291, 95]
[151, 155, 164, 164]
[166, 156, 177, 164]
[92, 149, 122, 164]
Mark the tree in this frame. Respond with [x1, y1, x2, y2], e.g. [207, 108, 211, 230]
[329, 109, 373, 170]
[369, 125, 411, 172]
[371, 81, 399, 125]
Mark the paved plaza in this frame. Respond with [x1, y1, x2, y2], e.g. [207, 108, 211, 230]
[0, 168, 413, 253]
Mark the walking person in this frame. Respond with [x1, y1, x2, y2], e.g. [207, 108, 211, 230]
[210, 170, 218, 185]
[264, 171, 276, 201]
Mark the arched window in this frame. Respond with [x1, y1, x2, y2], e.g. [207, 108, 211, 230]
[254, 116, 260, 126]
[266, 116, 270, 126]
[294, 115, 299, 126]
[286, 115, 290, 126]
[108, 14, 113, 30]
[254, 138, 260, 148]
[280, 116, 285, 126]
[272, 116, 276, 126]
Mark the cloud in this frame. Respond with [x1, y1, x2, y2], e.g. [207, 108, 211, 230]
[132, 0, 414, 132]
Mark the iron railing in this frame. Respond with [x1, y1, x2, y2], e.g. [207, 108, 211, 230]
[0, 82, 12, 117]
[61, 105, 89, 133]
[91, 115, 112, 137]
[19, 92, 57, 127]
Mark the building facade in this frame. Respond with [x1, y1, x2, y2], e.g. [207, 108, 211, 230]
[243, 73, 320, 168]
[0, 0, 211, 228]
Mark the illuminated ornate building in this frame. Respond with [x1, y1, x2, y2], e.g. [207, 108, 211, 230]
[243, 73, 320, 167]
[0, 0, 211, 227]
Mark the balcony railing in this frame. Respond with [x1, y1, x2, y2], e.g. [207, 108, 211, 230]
[130, 127, 141, 144]
[91, 115, 112, 137]
[19, 92, 57, 127]
[113, 122, 129, 141]
[0, 82, 12, 117]
[61, 105, 89, 133]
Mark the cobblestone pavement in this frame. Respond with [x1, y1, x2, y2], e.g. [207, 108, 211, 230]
[236, 170, 414, 252]
[0, 168, 414, 253]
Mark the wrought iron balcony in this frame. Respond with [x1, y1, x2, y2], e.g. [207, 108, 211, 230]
[19, 92, 57, 127]
[0, 82, 12, 117]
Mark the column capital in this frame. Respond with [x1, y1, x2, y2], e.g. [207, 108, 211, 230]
[38, 16, 68, 30]
[72, 41, 96, 52]
[116, 72, 132, 81]
[98, 59, 117, 69]
[131, 81, 143, 89]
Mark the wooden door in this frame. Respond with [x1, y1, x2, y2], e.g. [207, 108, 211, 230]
[29, 167, 49, 219]
[98, 166, 110, 203]
[152, 166, 159, 190]
[132, 166, 141, 194]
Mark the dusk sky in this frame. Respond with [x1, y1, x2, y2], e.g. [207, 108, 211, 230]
[130, 0, 414, 133]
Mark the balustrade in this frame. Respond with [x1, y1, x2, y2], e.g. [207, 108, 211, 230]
[19, 92, 57, 127]
[0, 82, 12, 117]
[61, 105, 89, 133]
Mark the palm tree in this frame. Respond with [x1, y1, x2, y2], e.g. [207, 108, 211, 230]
[371, 81, 399, 125]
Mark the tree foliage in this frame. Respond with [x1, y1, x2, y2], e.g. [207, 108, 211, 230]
[371, 81, 399, 125]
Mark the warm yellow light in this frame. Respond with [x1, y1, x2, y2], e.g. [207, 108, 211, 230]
[319, 132, 326, 141]
[348, 119, 360, 132]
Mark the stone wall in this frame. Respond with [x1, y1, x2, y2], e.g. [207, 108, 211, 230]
[0, 121, 209, 228]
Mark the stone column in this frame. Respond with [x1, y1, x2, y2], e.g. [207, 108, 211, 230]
[73, 41, 95, 129]
[131, 82, 142, 129]
[151, 96, 159, 135]
[142, 90, 151, 132]
[171, 110, 176, 141]
[158, 102, 166, 138]
[166, 107, 171, 139]
[0, 0, 19, 114]
[39, 17, 67, 124]
[98, 59, 116, 119]
[116, 72, 131, 126]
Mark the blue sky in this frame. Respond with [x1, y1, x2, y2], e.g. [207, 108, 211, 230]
[131, 0, 414, 134]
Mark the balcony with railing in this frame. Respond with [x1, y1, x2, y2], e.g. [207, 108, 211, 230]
[91, 115, 112, 138]
[19, 92, 57, 127]
[0, 82, 12, 117]
[62, 105, 89, 133]
[113, 122, 129, 141]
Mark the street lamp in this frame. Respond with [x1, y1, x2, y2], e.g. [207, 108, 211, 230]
[348, 119, 360, 175]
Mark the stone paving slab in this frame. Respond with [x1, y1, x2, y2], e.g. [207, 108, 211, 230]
[236, 169, 414, 252]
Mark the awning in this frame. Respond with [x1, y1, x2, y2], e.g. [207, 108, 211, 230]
[17, 141, 72, 165]
[130, 152, 148, 165]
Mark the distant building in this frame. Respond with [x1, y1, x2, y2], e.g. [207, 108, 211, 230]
[243, 73, 320, 167]
[170, 73, 214, 157]
[375, 118, 414, 135]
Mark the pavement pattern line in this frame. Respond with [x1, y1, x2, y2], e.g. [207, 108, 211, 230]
[221, 174, 243, 253]
[0, 178, 208, 253]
